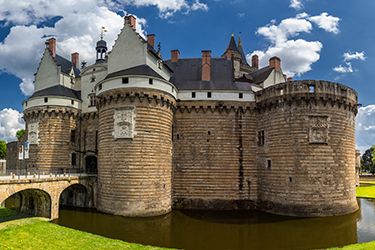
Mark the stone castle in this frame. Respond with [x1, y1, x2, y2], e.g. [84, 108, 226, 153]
[13, 15, 359, 217]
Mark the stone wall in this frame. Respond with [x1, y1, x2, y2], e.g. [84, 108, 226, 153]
[96, 89, 175, 216]
[0, 159, 6, 171]
[255, 80, 358, 217]
[172, 100, 257, 210]
[80, 112, 99, 173]
[6, 141, 18, 170]
[23, 107, 81, 171]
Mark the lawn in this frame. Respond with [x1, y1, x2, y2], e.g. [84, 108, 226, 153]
[357, 182, 375, 199]
[324, 241, 375, 250]
[0, 208, 175, 250]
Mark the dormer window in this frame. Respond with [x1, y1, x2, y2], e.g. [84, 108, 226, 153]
[149, 79, 153, 85]
[89, 94, 96, 107]
[44, 98, 48, 103]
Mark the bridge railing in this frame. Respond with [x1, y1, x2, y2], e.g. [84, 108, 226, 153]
[0, 169, 97, 180]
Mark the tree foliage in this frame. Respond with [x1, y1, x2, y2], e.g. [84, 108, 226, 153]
[0, 140, 6, 159]
[16, 129, 25, 141]
[361, 147, 373, 172]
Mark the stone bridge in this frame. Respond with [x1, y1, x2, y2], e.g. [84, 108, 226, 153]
[0, 174, 97, 219]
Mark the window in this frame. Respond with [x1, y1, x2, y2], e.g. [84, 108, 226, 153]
[89, 95, 96, 107]
[71, 100, 74, 105]
[258, 131, 264, 146]
[71, 153, 77, 166]
[267, 160, 271, 168]
[71, 130, 76, 143]
[208, 131, 211, 135]
[309, 86, 315, 93]
[44, 97, 48, 103]
[239, 93, 243, 99]
[149, 79, 153, 85]
[122, 78, 129, 84]
[207, 92, 212, 98]
[25, 101, 27, 106]
[176, 134, 180, 140]
[192, 92, 196, 98]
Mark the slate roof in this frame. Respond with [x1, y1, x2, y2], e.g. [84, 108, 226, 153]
[164, 57, 252, 91]
[29, 85, 81, 100]
[247, 66, 273, 85]
[55, 54, 81, 78]
[105, 64, 165, 80]
[237, 44, 249, 66]
[225, 35, 239, 52]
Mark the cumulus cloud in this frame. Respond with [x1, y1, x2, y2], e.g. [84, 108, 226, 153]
[0, 108, 25, 142]
[344, 51, 366, 61]
[308, 12, 340, 34]
[248, 13, 340, 77]
[333, 62, 353, 73]
[289, 0, 303, 10]
[356, 105, 375, 154]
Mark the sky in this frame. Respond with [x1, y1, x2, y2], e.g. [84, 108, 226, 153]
[0, 0, 374, 153]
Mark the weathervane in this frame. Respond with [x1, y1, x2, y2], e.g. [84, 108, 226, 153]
[101, 26, 107, 40]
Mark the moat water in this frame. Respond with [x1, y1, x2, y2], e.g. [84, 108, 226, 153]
[46, 198, 375, 250]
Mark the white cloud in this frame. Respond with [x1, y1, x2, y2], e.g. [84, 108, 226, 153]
[191, 0, 209, 11]
[356, 105, 375, 154]
[308, 12, 340, 34]
[289, 0, 303, 10]
[344, 51, 366, 61]
[333, 62, 353, 73]
[20, 78, 34, 96]
[0, 108, 25, 142]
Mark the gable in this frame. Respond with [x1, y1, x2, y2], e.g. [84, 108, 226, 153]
[34, 49, 61, 92]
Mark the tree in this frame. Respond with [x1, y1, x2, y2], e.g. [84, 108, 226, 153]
[361, 147, 373, 172]
[0, 140, 6, 159]
[371, 145, 375, 175]
[16, 129, 25, 141]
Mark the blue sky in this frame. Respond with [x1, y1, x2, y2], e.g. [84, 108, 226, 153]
[0, 0, 374, 153]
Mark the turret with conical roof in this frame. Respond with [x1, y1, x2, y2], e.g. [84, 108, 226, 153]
[96, 28, 108, 64]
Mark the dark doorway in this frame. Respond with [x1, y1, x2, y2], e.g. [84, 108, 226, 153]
[85, 156, 97, 174]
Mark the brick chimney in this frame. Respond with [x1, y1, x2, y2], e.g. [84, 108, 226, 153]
[71, 52, 79, 68]
[124, 15, 136, 30]
[147, 34, 155, 49]
[226, 49, 232, 60]
[202, 50, 211, 81]
[269, 56, 281, 70]
[48, 38, 56, 58]
[287, 77, 293, 82]
[252, 54, 259, 69]
[171, 50, 180, 62]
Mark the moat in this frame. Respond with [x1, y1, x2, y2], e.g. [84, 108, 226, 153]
[46, 198, 374, 250]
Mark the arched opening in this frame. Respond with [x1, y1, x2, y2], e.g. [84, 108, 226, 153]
[3, 189, 51, 218]
[59, 184, 88, 208]
[86, 156, 97, 174]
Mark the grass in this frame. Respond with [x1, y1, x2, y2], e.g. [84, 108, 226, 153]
[324, 241, 375, 250]
[357, 182, 375, 199]
[0, 208, 175, 250]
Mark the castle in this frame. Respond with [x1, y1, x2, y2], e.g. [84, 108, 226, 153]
[15, 15, 359, 217]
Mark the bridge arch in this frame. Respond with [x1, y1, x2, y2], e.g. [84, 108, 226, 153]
[59, 184, 88, 207]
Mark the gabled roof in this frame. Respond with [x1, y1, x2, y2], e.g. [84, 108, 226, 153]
[104, 64, 165, 80]
[29, 85, 81, 100]
[55, 54, 81, 78]
[164, 57, 252, 91]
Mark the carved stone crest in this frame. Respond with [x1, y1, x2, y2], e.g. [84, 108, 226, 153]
[113, 106, 135, 139]
[28, 120, 39, 145]
[309, 116, 328, 144]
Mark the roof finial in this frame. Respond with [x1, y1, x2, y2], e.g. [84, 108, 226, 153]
[100, 26, 107, 40]
[231, 31, 234, 37]
[238, 32, 242, 46]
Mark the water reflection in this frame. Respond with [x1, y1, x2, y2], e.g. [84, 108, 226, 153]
[51, 201, 368, 250]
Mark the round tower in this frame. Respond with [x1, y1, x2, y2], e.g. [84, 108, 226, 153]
[95, 74, 177, 216]
[255, 80, 359, 217]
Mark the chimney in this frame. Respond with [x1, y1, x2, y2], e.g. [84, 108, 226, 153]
[171, 50, 180, 62]
[48, 38, 56, 58]
[252, 55, 259, 69]
[71, 52, 79, 68]
[147, 34, 155, 49]
[202, 50, 211, 81]
[269, 56, 281, 70]
[124, 15, 136, 30]
[226, 49, 232, 60]
[287, 77, 293, 82]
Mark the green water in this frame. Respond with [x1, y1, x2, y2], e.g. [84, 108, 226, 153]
[50, 199, 375, 250]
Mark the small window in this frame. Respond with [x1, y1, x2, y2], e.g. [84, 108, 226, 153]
[149, 79, 153, 85]
[309, 86, 315, 93]
[208, 131, 211, 135]
[122, 78, 129, 84]
[99, 84, 102, 90]
[71, 100, 74, 105]
[258, 131, 264, 146]
[89, 95, 96, 107]
[207, 92, 212, 98]
[239, 93, 243, 99]
[93, 68, 96, 71]
[192, 92, 196, 98]
[71, 153, 77, 166]
[71, 78, 74, 84]
[267, 160, 271, 168]
[177, 134, 180, 140]
[25, 101, 28, 106]
[71, 130, 76, 143]
[44, 97, 48, 103]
